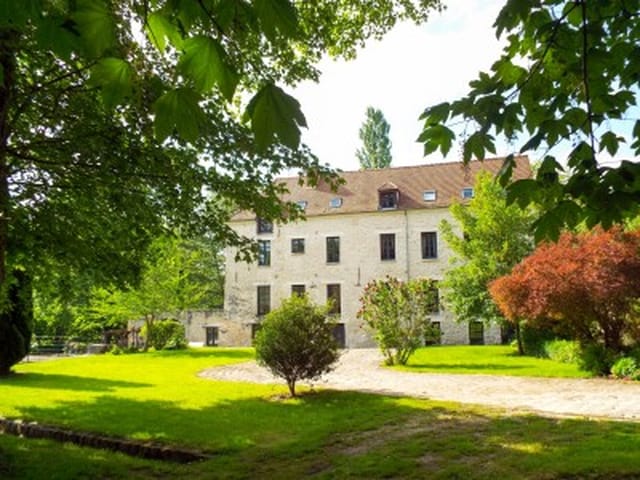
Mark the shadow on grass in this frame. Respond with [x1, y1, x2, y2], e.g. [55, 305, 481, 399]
[401, 363, 526, 372]
[147, 348, 253, 360]
[9, 387, 640, 479]
[0, 373, 151, 391]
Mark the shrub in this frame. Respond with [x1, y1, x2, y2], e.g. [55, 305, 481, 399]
[0, 271, 33, 375]
[358, 277, 438, 365]
[145, 319, 187, 350]
[543, 339, 580, 364]
[254, 295, 339, 397]
[578, 344, 618, 376]
[611, 357, 639, 379]
[520, 324, 556, 357]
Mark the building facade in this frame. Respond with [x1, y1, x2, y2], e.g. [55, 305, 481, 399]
[217, 157, 530, 348]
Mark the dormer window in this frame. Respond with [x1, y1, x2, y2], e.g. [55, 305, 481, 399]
[296, 200, 308, 210]
[379, 191, 398, 209]
[461, 187, 474, 199]
[256, 217, 273, 234]
[423, 190, 437, 202]
[329, 197, 342, 208]
[378, 182, 399, 210]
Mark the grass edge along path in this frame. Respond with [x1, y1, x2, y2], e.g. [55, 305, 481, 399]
[395, 345, 589, 378]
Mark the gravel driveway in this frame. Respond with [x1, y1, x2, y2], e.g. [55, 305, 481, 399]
[199, 349, 640, 421]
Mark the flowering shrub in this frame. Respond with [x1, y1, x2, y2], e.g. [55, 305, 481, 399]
[358, 277, 439, 365]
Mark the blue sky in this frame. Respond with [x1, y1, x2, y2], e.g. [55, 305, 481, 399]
[292, 0, 505, 172]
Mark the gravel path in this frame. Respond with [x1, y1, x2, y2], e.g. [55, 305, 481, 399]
[199, 349, 640, 421]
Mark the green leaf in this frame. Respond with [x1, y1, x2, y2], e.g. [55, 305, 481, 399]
[417, 124, 455, 157]
[631, 120, 640, 153]
[497, 154, 515, 187]
[35, 15, 79, 60]
[419, 102, 450, 124]
[244, 83, 307, 151]
[599, 131, 622, 156]
[519, 132, 544, 153]
[146, 12, 183, 51]
[252, 0, 298, 41]
[90, 58, 133, 109]
[496, 60, 526, 86]
[506, 179, 537, 208]
[532, 209, 563, 243]
[179, 36, 239, 100]
[215, 0, 256, 33]
[153, 88, 205, 143]
[73, 0, 116, 58]
[0, 0, 41, 28]
[463, 131, 496, 162]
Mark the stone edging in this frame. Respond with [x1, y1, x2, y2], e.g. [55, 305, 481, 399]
[0, 417, 211, 463]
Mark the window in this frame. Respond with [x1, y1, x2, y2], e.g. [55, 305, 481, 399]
[251, 323, 262, 342]
[205, 326, 219, 347]
[429, 284, 440, 313]
[469, 321, 484, 345]
[423, 190, 437, 202]
[296, 200, 307, 210]
[332, 323, 346, 348]
[327, 284, 341, 315]
[326, 236, 340, 263]
[329, 197, 342, 208]
[258, 240, 271, 266]
[257, 285, 270, 316]
[291, 238, 305, 254]
[291, 284, 306, 297]
[379, 190, 398, 209]
[421, 232, 438, 259]
[461, 187, 474, 199]
[425, 321, 441, 345]
[380, 233, 396, 261]
[256, 217, 273, 234]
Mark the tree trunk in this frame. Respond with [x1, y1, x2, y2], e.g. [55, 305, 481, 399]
[287, 378, 296, 397]
[0, 29, 17, 312]
[515, 321, 524, 355]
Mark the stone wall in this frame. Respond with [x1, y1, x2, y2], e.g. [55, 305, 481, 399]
[224, 208, 503, 347]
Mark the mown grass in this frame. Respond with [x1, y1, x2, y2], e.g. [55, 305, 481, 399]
[0, 348, 638, 479]
[396, 345, 590, 378]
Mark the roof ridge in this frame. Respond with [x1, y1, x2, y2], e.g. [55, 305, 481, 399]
[275, 155, 525, 181]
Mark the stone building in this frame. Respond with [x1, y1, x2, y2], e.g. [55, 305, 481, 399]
[214, 156, 531, 348]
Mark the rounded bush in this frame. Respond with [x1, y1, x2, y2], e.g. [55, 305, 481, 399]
[255, 295, 339, 396]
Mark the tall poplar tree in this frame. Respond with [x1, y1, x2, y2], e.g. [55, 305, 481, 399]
[356, 107, 393, 169]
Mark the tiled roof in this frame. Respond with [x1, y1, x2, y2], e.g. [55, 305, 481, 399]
[232, 156, 531, 221]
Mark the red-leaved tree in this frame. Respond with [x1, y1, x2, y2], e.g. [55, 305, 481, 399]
[490, 228, 640, 354]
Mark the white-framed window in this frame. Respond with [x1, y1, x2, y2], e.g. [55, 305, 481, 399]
[461, 187, 474, 199]
[329, 197, 342, 208]
[423, 190, 437, 202]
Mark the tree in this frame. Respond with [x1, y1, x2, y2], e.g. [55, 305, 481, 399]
[440, 171, 535, 352]
[489, 228, 640, 369]
[358, 277, 439, 365]
[89, 235, 224, 350]
[0, 0, 443, 372]
[418, 1, 640, 241]
[254, 294, 339, 397]
[0, 270, 32, 375]
[356, 107, 393, 169]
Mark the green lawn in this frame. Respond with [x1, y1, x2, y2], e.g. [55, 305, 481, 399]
[0, 348, 638, 479]
[396, 345, 589, 378]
